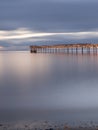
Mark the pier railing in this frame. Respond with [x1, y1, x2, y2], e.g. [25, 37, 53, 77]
[30, 44, 98, 54]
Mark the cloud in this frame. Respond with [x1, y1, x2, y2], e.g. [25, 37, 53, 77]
[0, 46, 3, 50]
[0, 0, 98, 32]
[1, 28, 98, 41]
[1, 28, 98, 50]
[0, 0, 98, 50]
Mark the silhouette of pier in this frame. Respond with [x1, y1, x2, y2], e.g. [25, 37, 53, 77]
[30, 44, 98, 54]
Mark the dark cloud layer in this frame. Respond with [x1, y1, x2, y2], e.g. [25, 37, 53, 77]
[0, 0, 98, 50]
[0, 0, 98, 31]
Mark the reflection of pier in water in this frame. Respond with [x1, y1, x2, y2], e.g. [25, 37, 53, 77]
[30, 44, 98, 54]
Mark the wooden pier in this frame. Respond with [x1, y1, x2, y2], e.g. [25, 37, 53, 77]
[30, 44, 98, 54]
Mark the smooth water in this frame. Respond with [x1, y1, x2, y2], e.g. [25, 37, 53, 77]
[0, 51, 98, 125]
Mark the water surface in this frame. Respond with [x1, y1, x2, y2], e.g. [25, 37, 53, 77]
[0, 51, 98, 125]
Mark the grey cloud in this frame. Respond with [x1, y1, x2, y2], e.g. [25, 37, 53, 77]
[0, 0, 98, 50]
[0, 0, 98, 32]
[0, 42, 11, 47]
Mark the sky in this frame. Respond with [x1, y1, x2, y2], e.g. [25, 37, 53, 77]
[0, 0, 98, 50]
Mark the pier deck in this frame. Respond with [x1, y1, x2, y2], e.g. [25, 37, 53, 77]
[30, 44, 98, 53]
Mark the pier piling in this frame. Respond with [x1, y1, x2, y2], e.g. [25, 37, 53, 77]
[30, 44, 98, 54]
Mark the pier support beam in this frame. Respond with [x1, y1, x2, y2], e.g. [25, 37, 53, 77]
[30, 48, 37, 53]
[67, 48, 69, 53]
[82, 47, 83, 54]
[30, 44, 98, 54]
[76, 47, 78, 54]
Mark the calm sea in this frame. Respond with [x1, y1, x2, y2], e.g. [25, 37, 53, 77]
[0, 51, 98, 125]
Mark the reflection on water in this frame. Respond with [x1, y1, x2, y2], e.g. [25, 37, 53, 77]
[0, 51, 98, 124]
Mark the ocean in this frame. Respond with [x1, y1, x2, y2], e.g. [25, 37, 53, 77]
[0, 51, 98, 126]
